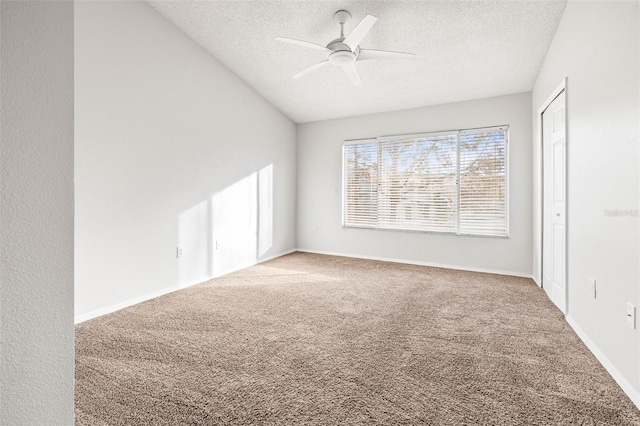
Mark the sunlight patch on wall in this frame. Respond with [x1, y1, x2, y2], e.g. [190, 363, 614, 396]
[212, 173, 258, 277]
[177, 200, 212, 286]
[177, 164, 275, 285]
[258, 164, 274, 257]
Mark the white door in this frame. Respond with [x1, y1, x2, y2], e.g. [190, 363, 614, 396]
[542, 92, 566, 313]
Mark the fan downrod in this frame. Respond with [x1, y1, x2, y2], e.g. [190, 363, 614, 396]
[333, 10, 352, 38]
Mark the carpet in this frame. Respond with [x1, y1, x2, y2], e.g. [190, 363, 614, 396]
[75, 252, 640, 425]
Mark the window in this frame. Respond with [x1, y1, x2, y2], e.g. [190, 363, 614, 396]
[343, 126, 508, 237]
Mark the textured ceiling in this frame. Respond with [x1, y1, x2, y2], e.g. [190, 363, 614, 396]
[147, 0, 566, 123]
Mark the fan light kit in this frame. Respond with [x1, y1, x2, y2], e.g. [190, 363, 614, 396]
[276, 10, 415, 86]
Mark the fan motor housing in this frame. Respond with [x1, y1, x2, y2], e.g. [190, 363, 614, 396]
[327, 40, 359, 67]
[327, 39, 359, 55]
[328, 50, 356, 67]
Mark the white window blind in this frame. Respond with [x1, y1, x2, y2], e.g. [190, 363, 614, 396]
[343, 126, 508, 237]
[343, 140, 378, 227]
[459, 129, 507, 236]
[378, 134, 458, 232]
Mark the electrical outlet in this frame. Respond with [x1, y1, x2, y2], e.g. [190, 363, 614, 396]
[627, 303, 636, 329]
[215, 240, 221, 250]
[312, 226, 318, 234]
[589, 278, 596, 298]
[176, 246, 183, 258]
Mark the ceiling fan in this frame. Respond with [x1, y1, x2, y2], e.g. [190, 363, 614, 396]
[276, 10, 415, 86]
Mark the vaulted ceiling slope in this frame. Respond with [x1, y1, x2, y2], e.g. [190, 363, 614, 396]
[147, 0, 567, 124]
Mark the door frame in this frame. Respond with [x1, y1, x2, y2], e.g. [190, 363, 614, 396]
[536, 77, 568, 314]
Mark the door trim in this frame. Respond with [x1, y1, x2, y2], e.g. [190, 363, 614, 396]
[536, 77, 568, 315]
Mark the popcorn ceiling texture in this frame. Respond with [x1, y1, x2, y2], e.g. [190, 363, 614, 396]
[0, 1, 75, 424]
[147, 0, 567, 123]
[75, 252, 640, 425]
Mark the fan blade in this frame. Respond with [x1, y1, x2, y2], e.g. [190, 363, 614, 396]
[343, 15, 377, 51]
[276, 37, 329, 52]
[342, 63, 362, 86]
[358, 49, 415, 60]
[293, 61, 329, 79]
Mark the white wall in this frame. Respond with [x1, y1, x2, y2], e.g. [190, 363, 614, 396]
[75, 1, 297, 321]
[532, 0, 639, 406]
[0, 1, 75, 424]
[297, 93, 532, 276]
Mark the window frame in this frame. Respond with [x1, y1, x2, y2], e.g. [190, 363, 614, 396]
[342, 126, 509, 238]
[341, 138, 378, 230]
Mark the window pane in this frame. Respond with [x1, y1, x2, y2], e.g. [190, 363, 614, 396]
[342, 126, 508, 237]
[459, 130, 507, 236]
[344, 142, 378, 227]
[378, 135, 457, 232]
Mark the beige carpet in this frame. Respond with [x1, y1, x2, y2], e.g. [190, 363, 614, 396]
[75, 252, 640, 425]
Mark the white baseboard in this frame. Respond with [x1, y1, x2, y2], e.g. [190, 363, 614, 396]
[259, 248, 297, 263]
[531, 274, 542, 288]
[74, 248, 297, 324]
[566, 315, 640, 411]
[295, 248, 533, 279]
[74, 282, 194, 324]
